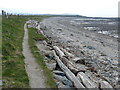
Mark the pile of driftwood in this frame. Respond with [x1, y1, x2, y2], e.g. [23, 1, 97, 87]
[53, 46, 114, 89]
[31, 21, 114, 89]
[39, 31, 114, 89]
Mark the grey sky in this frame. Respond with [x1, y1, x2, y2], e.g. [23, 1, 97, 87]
[0, 0, 119, 17]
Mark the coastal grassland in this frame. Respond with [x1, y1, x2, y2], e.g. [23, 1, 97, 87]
[24, 15, 49, 21]
[2, 15, 29, 88]
[28, 27, 56, 88]
[2, 15, 56, 88]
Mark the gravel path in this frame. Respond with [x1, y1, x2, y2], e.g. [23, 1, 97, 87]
[22, 22, 46, 88]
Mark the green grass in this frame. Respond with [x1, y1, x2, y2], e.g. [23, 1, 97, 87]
[0, 15, 2, 82]
[2, 16, 29, 88]
[24, 15, 50, 21]
[2, 15, 56, 88]
[28, 27, 56, 88]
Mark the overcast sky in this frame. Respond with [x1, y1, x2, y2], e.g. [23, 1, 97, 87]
[0, 0, 119, 17]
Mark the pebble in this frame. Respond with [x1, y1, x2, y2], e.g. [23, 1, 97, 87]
[70, 34, 74, 36]
[53, 74, 73, 87]
[86, 46, 95, 50]
[46, 63, 56, 70]
[53, 70, 65, 76]
[56, 82, 71, 88]
[45, 53, 54, 60]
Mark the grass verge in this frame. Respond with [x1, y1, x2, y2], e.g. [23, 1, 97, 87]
[28, 27, 56, 88]
[0, 15, 2, 86]
[2, 16, 29, 88]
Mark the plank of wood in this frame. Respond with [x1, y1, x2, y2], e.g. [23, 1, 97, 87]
[99, 81, 114, 90]
[37, 29, 45, 36]
[60, 48, 75, 59]
[54, 46, 86, 73]
[53, 46, 65, 58]
[77, 72, 98, 88]
[61, 57, 80, 74]
[52, 50, 85, 88]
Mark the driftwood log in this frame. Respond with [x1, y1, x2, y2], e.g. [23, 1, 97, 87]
[99, 81, 114, 90]
[77, 72, 98, 88]
[54, 46, 87, 74]
[60, 48, 75, 59]
[52, 50, 85, 88]
[61, 57, 80, 74]
[39, 30, 46, 37]
[61, 57, 87, 74]
[53, 46, 65, 58]
[42, 40, 48, 45]
[54, 46, 86, 73]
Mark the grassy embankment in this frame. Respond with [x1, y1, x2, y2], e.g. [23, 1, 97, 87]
[28, 19, 56, 88]
[0, 15, 2, 84]
[2, 15, 56, 88]
[2, 15, 29, 88]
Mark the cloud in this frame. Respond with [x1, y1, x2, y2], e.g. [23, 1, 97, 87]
[0, 0, 119, 17]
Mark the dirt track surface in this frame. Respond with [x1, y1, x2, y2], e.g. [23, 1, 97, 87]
[22, 23, 45, 88]
[42, 17, 118, 87]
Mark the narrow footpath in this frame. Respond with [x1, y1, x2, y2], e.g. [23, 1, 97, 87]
[22, 22, 45, 88]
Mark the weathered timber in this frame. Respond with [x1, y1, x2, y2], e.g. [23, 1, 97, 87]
[60, 48, 75, 59]
[61, 57, 80, 74]
[77, 72, 98, 88]
[52, 50, 85, 88]
[99, 81, 113, 90]
[54, 46, 86, 73]
[42, 40, 48, 45]
[40, 30, 46, 37]
[53, 46, 65, 58]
